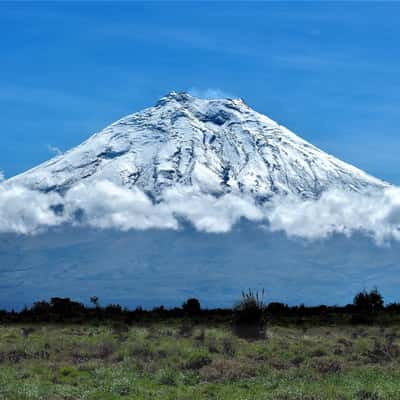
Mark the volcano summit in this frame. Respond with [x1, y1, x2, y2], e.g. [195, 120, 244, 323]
[8, 92, 387, 201]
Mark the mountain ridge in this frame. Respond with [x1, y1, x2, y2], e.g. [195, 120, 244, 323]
[7, 91, 388, 201]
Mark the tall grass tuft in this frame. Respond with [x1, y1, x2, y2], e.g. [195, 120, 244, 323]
[232, 289, 266, 340]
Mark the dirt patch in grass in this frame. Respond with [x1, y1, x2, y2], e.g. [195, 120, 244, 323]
[199, 358, 258, 381]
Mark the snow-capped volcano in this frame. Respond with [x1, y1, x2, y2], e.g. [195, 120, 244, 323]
[8, 92, 388, 200]
[2, 92, 400, 309]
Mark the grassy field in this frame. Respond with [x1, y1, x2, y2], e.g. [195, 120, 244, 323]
[0, 322, 400, 400]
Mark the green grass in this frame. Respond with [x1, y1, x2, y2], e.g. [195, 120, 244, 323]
[1, 323, 400, 399]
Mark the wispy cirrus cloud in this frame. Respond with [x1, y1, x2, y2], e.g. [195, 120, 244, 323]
[47, 145, 63, 156]
[188, 87, 235, 100]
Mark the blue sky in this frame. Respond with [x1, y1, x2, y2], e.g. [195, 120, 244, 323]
[1, 2, 400, 183]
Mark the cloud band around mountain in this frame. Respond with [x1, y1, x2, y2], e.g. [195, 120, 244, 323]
[1, 180, 400, 244]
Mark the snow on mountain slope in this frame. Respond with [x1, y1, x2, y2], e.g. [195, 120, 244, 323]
[8, 92, 388, 201]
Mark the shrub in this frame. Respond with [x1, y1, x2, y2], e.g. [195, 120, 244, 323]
[178, 323, 194, 338]
[311, 358, 342, 374]
[96, 339, 116, 360]
[184, 352, 212, 370]
[50, 297, 85, 317]
[128, 342, 154, 361]
[194, 327, 205, 342]
[221, 337, 236, 357]
[182, 298, 201, 316]
[199, 358, 257, 382]
[156, 369, 178, 385]
[356, 390, 379, 400]
[205, 336, 219, 353]
[232, 289, 266, 339]
[111, 322, 129, 341]
[353, 288, 384, 314]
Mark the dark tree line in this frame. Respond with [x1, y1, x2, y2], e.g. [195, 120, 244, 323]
[0, 288, 398, 327]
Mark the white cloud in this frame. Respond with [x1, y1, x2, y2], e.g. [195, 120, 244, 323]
[0, 181, 262, 235]
[163, 187, 264, 233]
[62, 183, 262, 234]
[0, 185, 64, 234]
[1, 180, 400, 245]
[47, 145, 63, 156]
[0, 171, 4, 182]
[64, 181, 178, 231]
[267, 187, 400, 244]
[188, 87, 235, 100]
